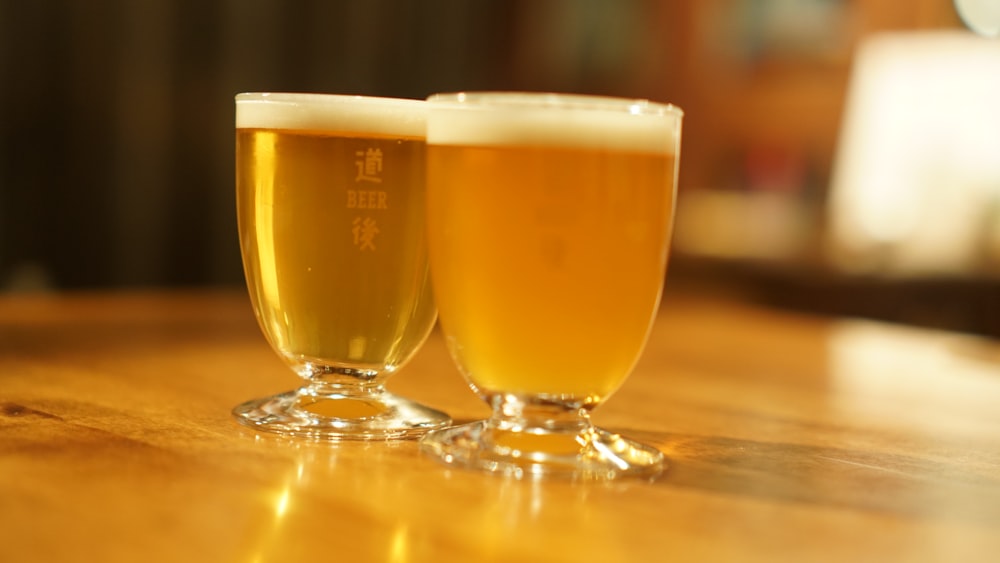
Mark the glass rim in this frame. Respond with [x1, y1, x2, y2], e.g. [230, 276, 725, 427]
[235, 91, 425, 109]
[424, 91, 681, 152]
[426, 91, 683, 117]
[235, 92, 425, 136]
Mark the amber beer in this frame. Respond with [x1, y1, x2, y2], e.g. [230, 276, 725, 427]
[236, 94, 435, 370]
[427, 95, 680, 403]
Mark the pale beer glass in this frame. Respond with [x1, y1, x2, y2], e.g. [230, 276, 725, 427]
[233, 93, 450, 439]
[420, 93, 682, 477]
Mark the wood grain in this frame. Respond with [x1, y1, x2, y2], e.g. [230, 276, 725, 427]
[2, 289, 999, 562]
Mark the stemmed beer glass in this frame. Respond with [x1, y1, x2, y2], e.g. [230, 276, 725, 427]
[419, 93, 682, 478]
[233, 93, 450, 440]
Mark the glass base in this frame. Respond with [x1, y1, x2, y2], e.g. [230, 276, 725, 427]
[419, 419, 665, 480]
[232, 386, 451, 441]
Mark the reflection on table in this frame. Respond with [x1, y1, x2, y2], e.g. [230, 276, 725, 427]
[1, 289, 999, 562]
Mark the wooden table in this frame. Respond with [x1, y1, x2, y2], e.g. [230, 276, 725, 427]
[2, 289, 999, 562]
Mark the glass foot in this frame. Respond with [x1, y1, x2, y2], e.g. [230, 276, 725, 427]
[419, 419, 665, 480]
[232, 386, 451, 441]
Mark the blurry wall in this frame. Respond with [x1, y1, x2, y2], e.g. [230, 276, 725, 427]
[0, 0, 522, 289]
[657, 0, 1000, 337]
[1, 0, 995, 336]
[666, 0, 967, 265]
[0, 0, 675, 291]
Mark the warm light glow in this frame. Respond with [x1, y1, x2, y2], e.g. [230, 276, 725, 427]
[956, 0, 1000, 37]
[828, 31, 1000, 276]
[253, 131, 282, 309]
[828, 319, 1000, 434]
[246, 461, 305, 563]
[274, 488, 291, 518]
[389, 524, 409, 563]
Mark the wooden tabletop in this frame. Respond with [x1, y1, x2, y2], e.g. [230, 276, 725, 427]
[2, 289, 999, 562]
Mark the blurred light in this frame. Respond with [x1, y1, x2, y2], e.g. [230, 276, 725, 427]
[828, 32, 1000, 277]
[675, 190, 811, 261]
[253, 132, 281, 301]
[955, 0, 1000, 37]
[274, 487, 291, 518]
[389, 524, 409, 563]
[828, 319, 1000, 434]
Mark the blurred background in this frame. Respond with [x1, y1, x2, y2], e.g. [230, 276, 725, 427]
[2, 0, 999, 336]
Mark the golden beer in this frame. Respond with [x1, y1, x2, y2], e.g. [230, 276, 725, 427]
[233, 93, 448, 439]
[420, 92, 682, 478]
[427, 102, 679, 403]
[237, 129, 434, 369]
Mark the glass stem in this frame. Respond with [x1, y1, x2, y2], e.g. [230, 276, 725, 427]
[487, 394, 593, 434]
[297, 364, 386, 397]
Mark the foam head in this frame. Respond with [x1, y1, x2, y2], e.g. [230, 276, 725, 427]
[235, 93, 425, 138]
[426, 92, 682, 154]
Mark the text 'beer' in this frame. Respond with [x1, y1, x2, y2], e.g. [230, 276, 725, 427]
[236, 96, 434, 371]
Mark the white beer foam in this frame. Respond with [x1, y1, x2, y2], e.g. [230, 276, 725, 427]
[427, 93, 682, 154]
[236, 93, 425, 138]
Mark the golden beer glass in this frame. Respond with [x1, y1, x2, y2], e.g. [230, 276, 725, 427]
[420, 93, 682, 478]
[233, 93, 450, 439]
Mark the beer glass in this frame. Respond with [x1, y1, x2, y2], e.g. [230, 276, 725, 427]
[233, 93, 450, 439]
[420, 93, 682, 478]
